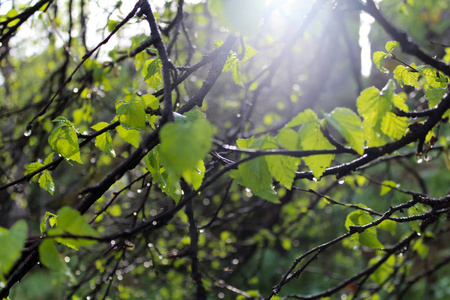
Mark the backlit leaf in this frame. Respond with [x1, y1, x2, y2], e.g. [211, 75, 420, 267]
[325, 107, 365, 155]
[298, 122, 335, 178]
[116, 96, 146, 130]
[393, 65, 420, 88]
[373, 51, 388, 74]
[48, 117, 82, 163]
[0, 220, 27, 281]
[92, 122, 116, 157]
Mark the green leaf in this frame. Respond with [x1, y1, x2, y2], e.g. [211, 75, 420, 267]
[381, 112, 408, 140]
[160, 118, 214, 190]
[380, 180, 399, 195]
[39, 171, 55, 195]
[182, 160, 205, 190]
[141, 94, 160, 110]
[417, 65, 448, 88]
[426, 87, 447, 107]
[265, 133, 300, 189]
[145, 146, 182, 201]
[231, 156, 279, 203]
[377, 220, 397, 236]
[370, 255, 395, 284]
[39, 239, 75, 282]
[91, 122, 116, 157]
[25, 161, 45, 180]
[49, 207, 99, 250]
[223, 54, 243, 86]
[444, 47, 450, 63]
[0, 220, 28, 282]
[393, 94, 409, 112]
[345, 211, 383, 249]
[286, 109, 318, 128]
[116, 95, 146, 130]
[277, 128, 299, 150]
[232, 136, 279, 203]
[48, 117, 82, 163]
[357, 85, 391, 129]
[298, 122, 335, 178]
[373, 51, 388, 74]
[142, 58, 163, 89]
[412, 238, 429, 260]
[40, 212, 57, 234]
[393, 65, 420, 88]
[236, 136, 255, 149]
[116, 124, 141, 148]
[241, 44, 258, 62]
[324, 107, 365, 155]
[385, 41, 399, 53]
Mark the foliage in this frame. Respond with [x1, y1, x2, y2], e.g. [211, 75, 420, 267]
[0, 0, 449, 299]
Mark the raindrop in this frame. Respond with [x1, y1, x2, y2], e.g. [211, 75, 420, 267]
[338, 177, 345, 185]
[137, 189, 142, 193]
[312, 177, 319, 182]
[133, 212, 137, 216]
[417, 158, 423, 164]
[24, 129, 32, 137]
[111, 240, 116, 246]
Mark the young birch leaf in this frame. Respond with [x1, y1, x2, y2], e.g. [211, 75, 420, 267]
[160, 119, 214, 189]
[241, 44, 258, 62]
[0, 220, 27, 281]
[373, 51, 388, 74]
[264, 129, 300, 189]
[145, 146, 182, 201]
[385, 41, 399, 53]
[357, 86, 391, 128]
[417, 65, 448, 88]
[286, 109, 318, 128]
[425, 87, 446, 108]
[324, 107, 365, 155]
[393, 65, 420, 88]
[116, 124, 141, 147]
[370, 255, 395, 285]
[141, 94, 160, 110]
[25, 161, 44, 180]
[393, 94, 409, 112]
[142, 58, 163, 89]
[380, 180, 399, 195]
[49, 206, 99, 250]
[299, 122, 335, 178]
[48, 117, 82, 163]
[40, 212, 57, 234]
[39, 171, 55, 195]
[381, 112, 408, 139]
[116, 96, 146, 130]
[91, 122, 116, 157]
[223, 55, 243, 86]
[182, 160, 205, 190]
[231, 157, 279, 203]
[345, 211, 383, 249]
[39, 239, 75, 282]
[231, 136, 278, 203]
